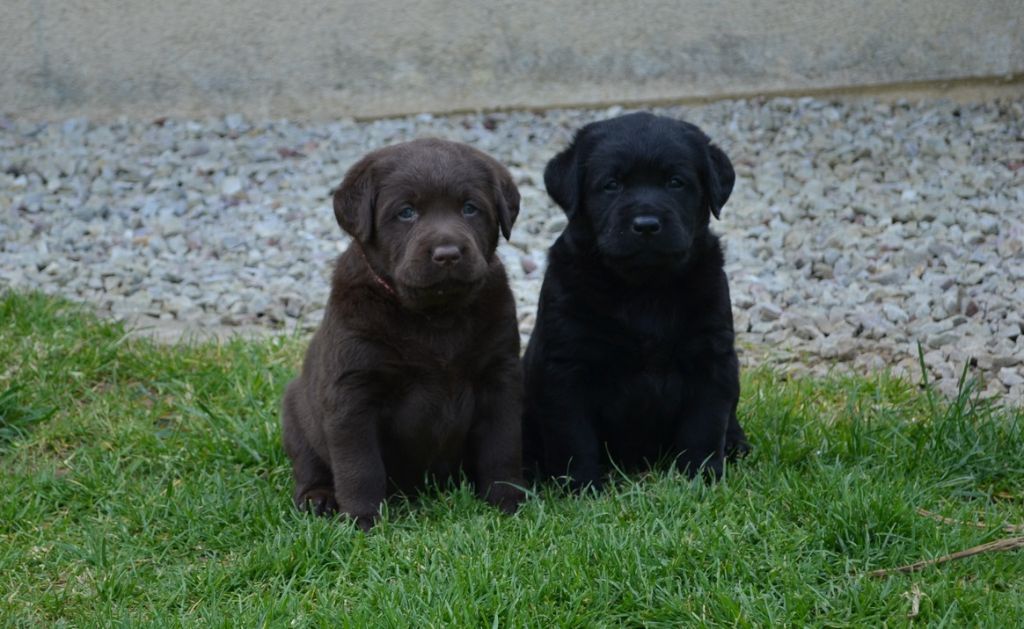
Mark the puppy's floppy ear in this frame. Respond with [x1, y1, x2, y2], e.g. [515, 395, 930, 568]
[544, 137, 583, 217]
[492, 163, 521, 240]
[704, 142, 735, 220]
[332, 155, 376, 242]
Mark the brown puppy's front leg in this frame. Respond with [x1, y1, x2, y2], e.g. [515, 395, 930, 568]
[282, 381, 338, 516]
[470, 364, 526, 514]
[323, 391, 387, 531]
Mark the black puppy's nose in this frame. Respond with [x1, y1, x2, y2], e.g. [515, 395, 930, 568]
[432, 245, 463, 265]
[631, 215, 662, 235]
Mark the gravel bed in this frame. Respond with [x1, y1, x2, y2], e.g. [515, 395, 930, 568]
[2, 97, 1023, 403]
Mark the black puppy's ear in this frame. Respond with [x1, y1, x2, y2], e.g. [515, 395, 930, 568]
[544, 140, 582, 217]
[704, 142, 735, 220]
[492, 163, 521, 240]
[332, 155, 376, 242]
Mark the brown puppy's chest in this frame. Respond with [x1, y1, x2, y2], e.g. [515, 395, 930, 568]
[376, 328, 485, 485]
[388, 373, 475, 449]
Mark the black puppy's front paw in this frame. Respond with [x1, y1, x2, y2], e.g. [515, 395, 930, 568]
[724, 412, 751, 460]
[484, 482, 526, 514]
[563, 475, 603, 494]
[676, 451, 724, 482]
[725, 434, 751, 460]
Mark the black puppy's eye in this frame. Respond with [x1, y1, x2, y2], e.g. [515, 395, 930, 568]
[603, 179, 622, 193]
[667, 176, 685, 189]
[462, 202, 479, 217]
[397, 207, 417, 221]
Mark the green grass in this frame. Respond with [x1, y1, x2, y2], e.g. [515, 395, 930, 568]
[1, 290, 1022, 627]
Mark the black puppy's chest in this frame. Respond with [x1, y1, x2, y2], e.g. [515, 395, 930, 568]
[615, 293, 700, 370]
[593, 295, 704, 425]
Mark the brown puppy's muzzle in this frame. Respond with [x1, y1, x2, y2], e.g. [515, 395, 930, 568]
[393, 225, 490, 310]
[431, 244, 463, 266]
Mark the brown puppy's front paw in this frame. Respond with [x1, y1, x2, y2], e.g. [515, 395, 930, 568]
[296, 488, 339, 517]
[336, 500, 381, 531]
[484, 482, 526, 514]
[351, 513, 378, 532]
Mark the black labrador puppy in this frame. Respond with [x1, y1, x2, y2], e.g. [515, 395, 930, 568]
[522, 112, 749, 489]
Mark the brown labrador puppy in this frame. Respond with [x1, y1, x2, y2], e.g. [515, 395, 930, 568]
[281, 138, 525, 530]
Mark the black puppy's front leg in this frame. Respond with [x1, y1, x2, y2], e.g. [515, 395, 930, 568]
[323, 383, 387, 531]
[470, 360, 526, 513]
[674, 352, 739, 480]
[535, 376, 603, 491]
[725, 408, 750, 459]
[545, 421, 603, 492]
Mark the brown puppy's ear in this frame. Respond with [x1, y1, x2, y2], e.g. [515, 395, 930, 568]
[704, 142, 735, 220]
[493, 164, 521, 240]
[544, 135, 584, 218]
[332, 155, 376, 242]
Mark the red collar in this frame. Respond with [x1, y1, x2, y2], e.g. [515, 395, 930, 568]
[357, 248, 398, 298]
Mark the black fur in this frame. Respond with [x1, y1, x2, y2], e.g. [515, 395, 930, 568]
[523, 112, 750, 489]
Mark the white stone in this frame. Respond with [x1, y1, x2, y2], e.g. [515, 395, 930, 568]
[220, 176, 243, 196]
[999, 368, 1024, 388]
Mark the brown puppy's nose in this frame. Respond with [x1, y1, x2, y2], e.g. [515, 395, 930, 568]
[432, 245, 463, 266]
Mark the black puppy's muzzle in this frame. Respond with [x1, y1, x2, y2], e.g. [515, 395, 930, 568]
[595, 201, 694, 272]
[631, 215, 662, 235]
[620, 204, 688, 251]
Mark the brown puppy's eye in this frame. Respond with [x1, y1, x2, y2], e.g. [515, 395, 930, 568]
[397, 206, 418, 221]
[603, 179, 622, 193]
[667, 176, 685, 189]
[462, 202, 479, 217]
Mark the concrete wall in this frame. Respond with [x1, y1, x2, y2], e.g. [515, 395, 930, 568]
[2, 0, 1022, 120]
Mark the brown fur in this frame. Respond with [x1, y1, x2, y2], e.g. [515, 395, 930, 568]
[281, 139, 525, 530]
